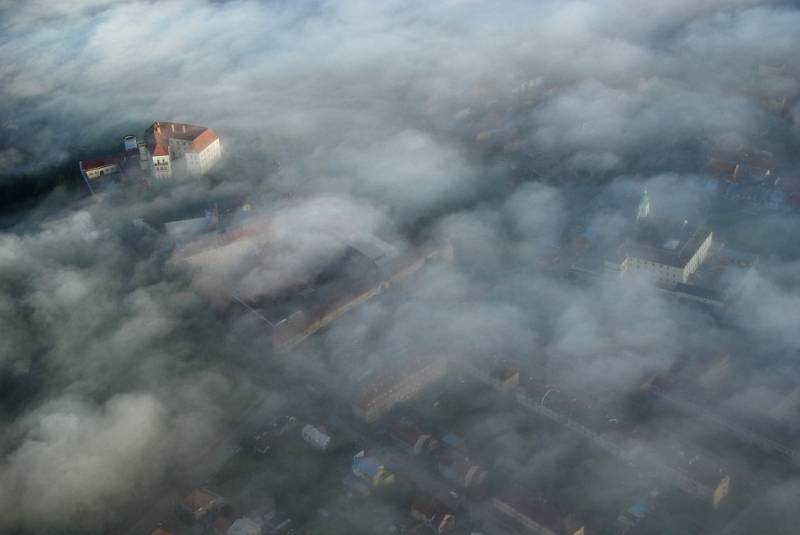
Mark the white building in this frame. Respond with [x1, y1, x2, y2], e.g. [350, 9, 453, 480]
[605, 190, 713, 285]
[301, 424, 333, 451]
[607, 226, 713, 285]
[139, 121, 222, 179]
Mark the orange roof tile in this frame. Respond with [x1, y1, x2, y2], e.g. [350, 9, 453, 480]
[144, 121, 218, 157]
[188, 128, 219, 153]
[80, 153, 123, 171]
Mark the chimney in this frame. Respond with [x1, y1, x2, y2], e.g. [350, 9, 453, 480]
[182, 125, 186, 133]
[155, 122, 160, 133]
[171, 123, 175, 133]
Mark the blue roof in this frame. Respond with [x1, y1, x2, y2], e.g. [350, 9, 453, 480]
[628, 501, 652, 518]
[353, 456, 382, 478]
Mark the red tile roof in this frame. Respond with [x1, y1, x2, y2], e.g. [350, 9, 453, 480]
[80, 153, 123, 171]
[144, 121, 218, 157]
[189, 127, 219, 153]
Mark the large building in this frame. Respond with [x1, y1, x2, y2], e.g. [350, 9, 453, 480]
[168, 201, 453, 352]
[79, 121, 222, 193]
[352, 358, 448, 423]
[140, 121, 222, 179]
[605, 191, 713, 285]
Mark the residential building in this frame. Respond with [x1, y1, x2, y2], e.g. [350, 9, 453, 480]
[78, 147, 140, 194]
[302, 424, 333, 452]
[352, 357, 448, 423]
[352, 450, 396, 487]
[178, 488, 224, 522]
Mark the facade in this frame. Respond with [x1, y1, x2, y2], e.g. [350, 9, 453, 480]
[352, 358, 448, 423]
[607, 224, 713, 285]
[80, 154, 121, 180]
[140, 121, 222, 179]
[79, 149, 141, 194]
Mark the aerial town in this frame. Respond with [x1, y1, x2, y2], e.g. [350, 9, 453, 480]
[72, 89, 798, 535]
[2, 3, 800, 535]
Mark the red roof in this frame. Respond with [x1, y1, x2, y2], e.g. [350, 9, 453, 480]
[188, 127, 219, 153]
[80, 153, 122, 171]
[144, 121, 218, 157]
[152, 144, 169, 157]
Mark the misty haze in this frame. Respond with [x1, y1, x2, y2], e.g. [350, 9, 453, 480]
[1, 1, 800, 534]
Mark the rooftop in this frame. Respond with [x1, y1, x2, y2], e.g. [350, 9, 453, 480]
[80, 153, 123, 171]
[618, 218, 712, 268]
[144, 121, 218, 157]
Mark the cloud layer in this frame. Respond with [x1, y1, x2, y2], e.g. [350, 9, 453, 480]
[0, 0, 799, 532]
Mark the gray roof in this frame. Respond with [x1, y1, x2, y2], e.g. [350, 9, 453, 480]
[622, 219, 711, 268]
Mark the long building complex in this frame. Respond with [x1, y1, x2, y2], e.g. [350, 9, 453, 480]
[353, 358, 448, 423]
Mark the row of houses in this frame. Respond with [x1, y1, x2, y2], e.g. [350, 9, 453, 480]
[386, 418, 586, 535]
[514, 378, 731, 508]
[642, 351, 800, 465]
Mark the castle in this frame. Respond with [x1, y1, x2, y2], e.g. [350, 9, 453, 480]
[79, 121, 222, 193]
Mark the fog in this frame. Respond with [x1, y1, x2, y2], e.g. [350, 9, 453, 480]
[0, 0, 799, 532]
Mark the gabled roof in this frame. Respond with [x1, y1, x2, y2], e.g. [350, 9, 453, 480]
[144, 121, 219, 157]
[80, 153, 123, 171]
[188, 127, 219, 153]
